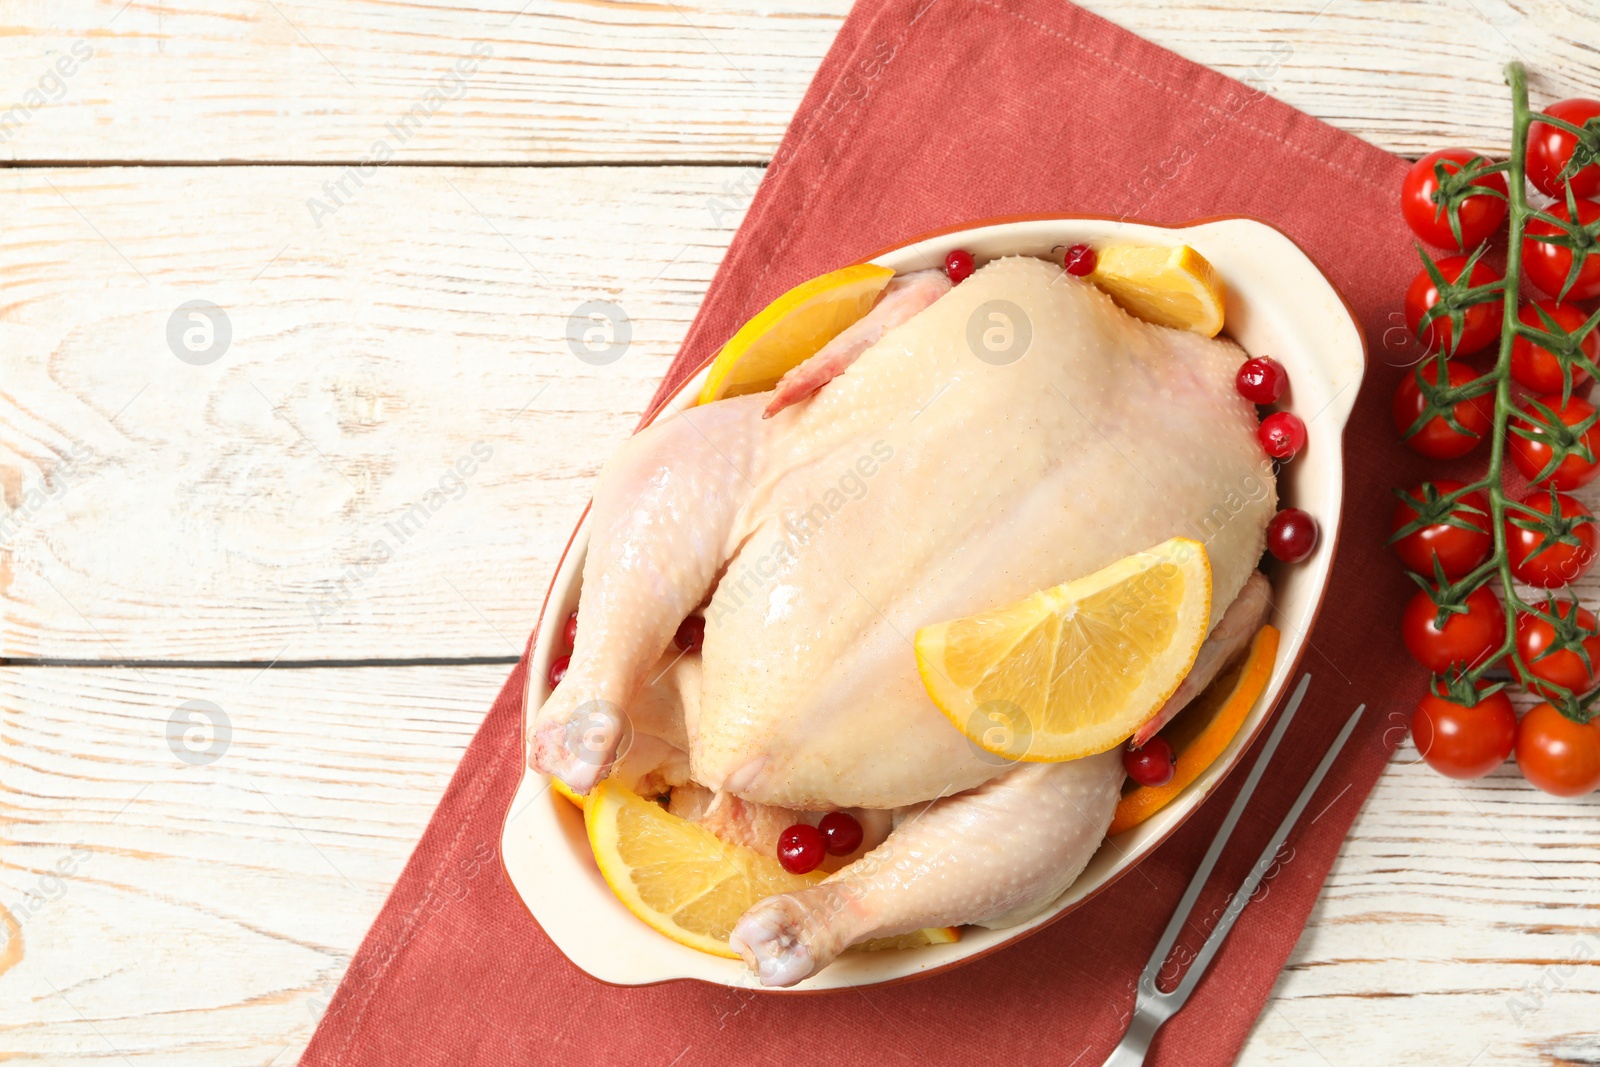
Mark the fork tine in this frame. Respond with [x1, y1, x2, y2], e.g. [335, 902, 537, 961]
[1168, 704, 1365, 1006]
[1133, 672, 1313, 993]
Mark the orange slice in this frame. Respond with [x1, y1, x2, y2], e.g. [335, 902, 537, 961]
[585, 779, 959, 957]
[915, 538, 1212, 762]
[1108, 624, 1279, 835]
[697, 263, 896, 404]
[857, 926, 961, 951]
[550, 776, 584, 808]
[1088, 243, 1226, 336]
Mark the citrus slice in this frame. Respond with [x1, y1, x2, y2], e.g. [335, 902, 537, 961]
[1087, 243, 1226, 337]
[1108, 625, 1279, 835]
[550, 775, 584, 808]
[857, 926, 961, 951]
[914, 538, 1212, 763]
[697, 263, 896, 405]
[585, 780, 959, 958]
[586, 779, 816, 957]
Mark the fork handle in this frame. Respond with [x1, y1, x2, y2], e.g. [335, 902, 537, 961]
[1100, 1010, 1161, 1067]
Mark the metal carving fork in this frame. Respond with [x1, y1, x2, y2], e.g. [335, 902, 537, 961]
[1101, 674, 1364, 1066]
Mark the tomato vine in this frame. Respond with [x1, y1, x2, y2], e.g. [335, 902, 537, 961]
[1392, 62, 1600, 727]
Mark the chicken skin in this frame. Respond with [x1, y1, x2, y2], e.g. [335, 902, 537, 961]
[530, 255, 1275, 984]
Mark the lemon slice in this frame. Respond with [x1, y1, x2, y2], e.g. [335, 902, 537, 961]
[1088, 244, 1225, 337]
[585, 780, 960, 957]
[697, 263, 895, 405]
[914, 538, 1212, 763]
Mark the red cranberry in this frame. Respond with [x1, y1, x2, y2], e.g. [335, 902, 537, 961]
[547, 654, 570, 689]
[1123, 737, 1176, 787]
[1062, 244, 1097, 276]
[777, 823, 825, 874]
[673, 615, 706, 652]
[1259, 411, 1307, 460]
[819, 811, 864, 856]
[1236, 356, 1288, 405]
[1267, 508, 1318, 563]
[563, 611, 578, 649]
[945, 249, 976, 285]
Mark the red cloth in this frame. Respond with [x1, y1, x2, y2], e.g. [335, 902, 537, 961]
[303, 1, 1431, 1063]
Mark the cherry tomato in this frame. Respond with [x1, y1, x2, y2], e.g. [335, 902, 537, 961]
[1412, 685, 1516, 779]
[1389, 480, 1492, 579]
[563, 611, 578, 649]
[1392, 360, 1494, 459]
[1404, 254, 1504, 356]
[1515, 702, 1600, 797]
[1259, 411, 1307, 460]
[1401, 585, 1505, 674]
[1506, 490, 1597, 588]
[1527, 98, 1600, 200]
[548, 653, 571, 689]
[1511, 299, 1597, 394]
[1509, 394, 1600, 490]
[1524, 198, 1600, 302]
[1400, 149, 1510, 249]
[1515, 601, 1600, 697]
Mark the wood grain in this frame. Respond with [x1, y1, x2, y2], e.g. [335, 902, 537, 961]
[3, 666, 1595, 1064]
[0, 664, 504, 1066]
[1, 0, 1597, 164]
[0, 164, 745, 660]
[14, 162, 1600, 670]
[1245, 756, 1600, 1066]
[3, 667, 1597, 1066]
[4, 2, 1600, 1065]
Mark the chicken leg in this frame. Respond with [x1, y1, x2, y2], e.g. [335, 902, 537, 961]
[730, 750, 1124, 987]
[528, 395, 767, 792]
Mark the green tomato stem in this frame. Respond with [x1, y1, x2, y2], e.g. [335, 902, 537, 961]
[1466, 61, 1530, 688]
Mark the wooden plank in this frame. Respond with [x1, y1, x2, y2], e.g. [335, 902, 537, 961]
[1243, 756, 1600, 1066]
[14, 161, 1600, 668]
[0, 164, 747, 660]
[1, 0, 1597, 164]
[0, 664, 505, 1065]
[4, 665, 1596, 1064]
[0, 0, 846, 164]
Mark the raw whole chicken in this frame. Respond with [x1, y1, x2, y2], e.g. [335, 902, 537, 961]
[530, 255, 1275, 986]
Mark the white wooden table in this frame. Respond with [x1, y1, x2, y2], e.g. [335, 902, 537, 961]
[2, 2, 1599, 1063]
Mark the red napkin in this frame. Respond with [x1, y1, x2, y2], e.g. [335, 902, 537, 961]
[303, 1, 1431, 1063]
